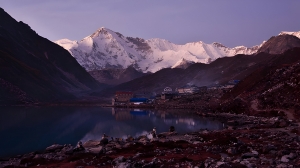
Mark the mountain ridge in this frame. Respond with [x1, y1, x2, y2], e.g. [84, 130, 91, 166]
[87, 34, 300, 99]
[55, 27, 260, 73]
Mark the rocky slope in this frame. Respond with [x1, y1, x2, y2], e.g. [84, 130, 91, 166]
[221, 47, 300, 116]
[55, 27, 259, 73]
[88, 66, 147, 86]
[257, 34, 300, 54]
[0, 8, 103, 105]
[157, 48, 300, 120]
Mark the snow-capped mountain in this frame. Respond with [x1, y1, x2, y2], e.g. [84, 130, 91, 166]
[171, 58, 195, 69]
[279, 31, 300, 39]
[55, 28, 299, 73]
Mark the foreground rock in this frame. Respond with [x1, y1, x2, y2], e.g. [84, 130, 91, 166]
[1, 113, 300, 168]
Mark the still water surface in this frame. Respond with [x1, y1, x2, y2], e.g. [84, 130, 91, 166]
[0, 107, 223, 157]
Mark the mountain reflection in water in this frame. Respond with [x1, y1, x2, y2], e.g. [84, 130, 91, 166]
[81, 108, 222, 142]
[0, 107, 222, 157]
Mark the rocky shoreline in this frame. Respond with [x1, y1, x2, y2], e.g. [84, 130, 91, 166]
[1, 113, 300, 168]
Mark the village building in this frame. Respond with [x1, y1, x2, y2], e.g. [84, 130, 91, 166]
[130, 98, 148, 105]
[161, 93, 176, 100]
[161, 87, 179, 100]
[155, 94, 161, 100]
[177, 85, 200, 95]
[113, 91, 134, 105]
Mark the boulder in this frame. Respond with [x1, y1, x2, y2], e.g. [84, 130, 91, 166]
[227, 147, 237, 155]
[126, 136, 134, 142]
[280, 155, 289, 163]
[190, 137, 204, 142]
[192, 141, 201, 144]
[277, 149, 291, 156]
[116, 162, 131, 168]
[251, 150, 259, 155]
[157, 132, 169, 138]
[61, 146, 74, 155]
[64, 149, 73, 155]
[113, 156, 126, 164]
[46, 144, 63, 152]
[295, 136, 300, 142]
[33, 154, 43, 159]
[276, 163, 288, 168]
[279, 120, 288, 127]
[83, 140, 100, 148]
[227, 126, 237, 130]
[216, 161, 225, 166]
[139, 137, 149, 144]
[262, 144, 277, 153]
[287, 152, 297, 160]
[88, 146, 103, 154]
[100, 138, 109, 145]
[123, 143, 132, 148]
[204, 157, 215, 167]
[133, 153, 142, 159]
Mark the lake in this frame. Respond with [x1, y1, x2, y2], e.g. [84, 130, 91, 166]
[0, 107, 223, 157]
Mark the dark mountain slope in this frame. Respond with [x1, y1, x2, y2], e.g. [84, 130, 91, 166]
[223, 47, 300, 100]
[221, 48, 300, 114]
[257, 34, 300, 54]
[97, 53, 275, 98]
[88, 66, 147, 86]
[0, 8, 103, 105]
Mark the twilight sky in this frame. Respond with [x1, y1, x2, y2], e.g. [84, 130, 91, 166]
[0, 0, 299, 47]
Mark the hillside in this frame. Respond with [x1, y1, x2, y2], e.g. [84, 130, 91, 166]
[257, 34, 300, 54]
[88, 66, 148, 86]
[96, 35, 300, 100]
[0, 8, 103, 105]
[96, 52, 272, 98]
[221, 47, 300, 116]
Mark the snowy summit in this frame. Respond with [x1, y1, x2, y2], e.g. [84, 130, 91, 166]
[55, 28, 300, 73]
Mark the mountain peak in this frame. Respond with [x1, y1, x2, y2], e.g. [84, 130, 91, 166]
[257, 34, 300, 54]
[55, 26, 260, 72]
[212, 42, 227, 48]
[279, 31, 300, 39]
[90, 27, 113, 38]
[172, 58, 195, 69]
